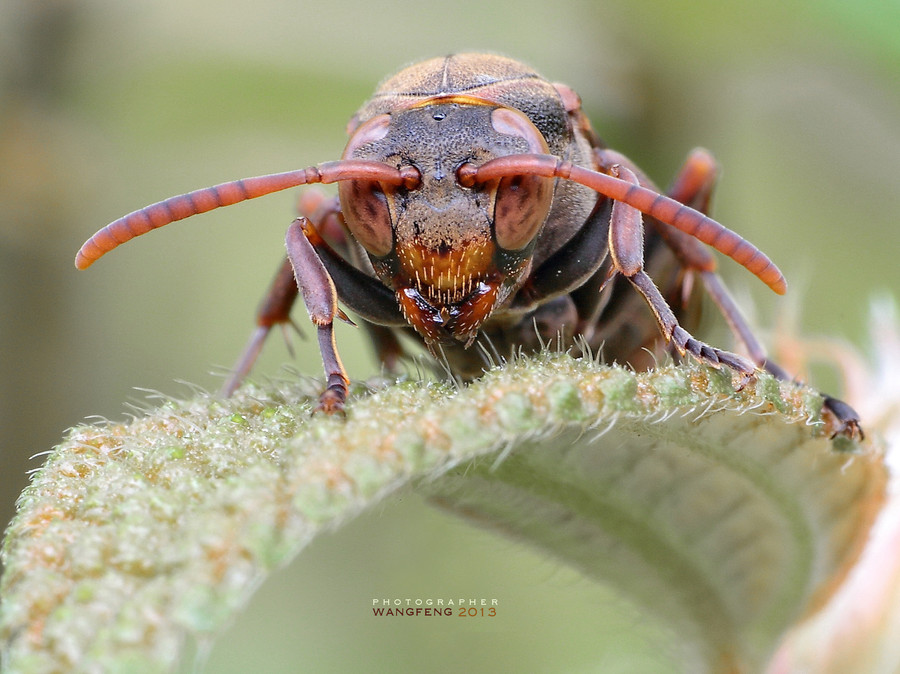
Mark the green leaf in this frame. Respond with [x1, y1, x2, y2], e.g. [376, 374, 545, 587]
[0, 355, 885, 673]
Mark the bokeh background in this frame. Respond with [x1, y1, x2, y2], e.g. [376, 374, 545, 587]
[1, 0, 897, 671]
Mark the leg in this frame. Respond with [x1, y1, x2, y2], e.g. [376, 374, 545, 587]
[220, 256, 300, 396]
[662, 149, 862, 438]
[222, 188, 408, 405]
[285, 218, 349, 413]
[598, 147, 719, 276]
[658, 148, 785, 369]
[627, 270, 755, 376]
[220, 190, 345, 397]
[222, 218, 351, 413]
[701, 268, 861, 438]
[607, 164, 756, 377]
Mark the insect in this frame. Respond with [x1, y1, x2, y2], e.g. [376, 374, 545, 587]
[76, 53, 860, 438]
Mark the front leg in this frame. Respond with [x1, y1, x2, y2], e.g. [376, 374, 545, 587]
[221, 189, 344, 397]
[285, 218, 350, 414]
[601, 148, 862, 439]
[607, 164, 756, 377]
[663, 149, 862, 439]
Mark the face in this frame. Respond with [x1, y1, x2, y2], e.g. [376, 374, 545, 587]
[339, 97, 553, 346]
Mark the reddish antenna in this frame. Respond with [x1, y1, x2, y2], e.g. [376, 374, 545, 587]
[75, 161, 419, 269]
[459, 154, 786, 295]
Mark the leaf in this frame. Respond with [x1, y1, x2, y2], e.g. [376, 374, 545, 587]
[0, 355, 885, 673]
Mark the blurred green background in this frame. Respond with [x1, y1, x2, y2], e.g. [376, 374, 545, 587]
[1, 0, 897, 671]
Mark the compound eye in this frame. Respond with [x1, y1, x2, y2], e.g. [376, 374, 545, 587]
[342, 113, 391, 159]
[492, 173, 553, 251]
[338, 113, 396, 256]
[490, 107, 549, 155]
[488, 107, 553, 251]
[339, 180, 393, 257]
